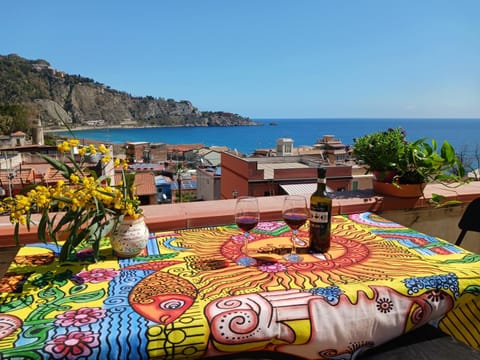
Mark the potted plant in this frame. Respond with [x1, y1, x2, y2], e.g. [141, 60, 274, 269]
[353, 128, 466, 198]
[352, 127, 408, 182]
[0, 139, 145, 262]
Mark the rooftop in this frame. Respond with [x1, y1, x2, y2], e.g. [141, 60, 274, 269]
[258, 162, 309, 179]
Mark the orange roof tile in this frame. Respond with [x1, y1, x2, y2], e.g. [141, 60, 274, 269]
[166, 144, 204, 152]
[10, 131, 26, 137]
[0, 168, 35, 185]
[44, 167, 67, 183]
[115, 172, 157, 196]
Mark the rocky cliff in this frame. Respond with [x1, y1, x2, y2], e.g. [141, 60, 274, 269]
[0, 54, 258, 129]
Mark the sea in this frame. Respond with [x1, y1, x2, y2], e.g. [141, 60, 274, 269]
[55, 118, 480, 156]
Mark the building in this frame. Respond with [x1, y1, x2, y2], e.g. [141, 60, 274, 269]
[220, 152, 369, 200]
[125, 142, 150, 163]
[221, 153, 352, 199]
[115, 171, 157, 205]
[166, 144, 204, 162]
[196, 166, 221, 200]
[155, 175, 172, 203]
[124, 142, 169, 163]
[276, 138, 294, 156]
[0, 131, 27, 148]
[31, 118, 45, 145]
[312, 135, 350, 164]
[184, 148, 223, 167]
[171, 175, 197, 202]
[0, 167, 35, 197]
[128, 163, 164, 173]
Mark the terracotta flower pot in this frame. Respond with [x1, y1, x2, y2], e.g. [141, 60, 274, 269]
[372, 170, 397, 183]
[372, 180, 425, 198]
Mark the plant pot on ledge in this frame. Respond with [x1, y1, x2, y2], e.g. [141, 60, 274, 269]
[372, 180, 425, 198]
[353, 127, 466, 202]
[372, 170, 397, 183]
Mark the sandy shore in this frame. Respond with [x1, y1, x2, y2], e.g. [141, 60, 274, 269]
[44, 124, 165, 133]
[44, 121, 261, 134]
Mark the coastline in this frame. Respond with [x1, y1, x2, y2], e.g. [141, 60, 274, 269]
[45, 124, 185, 134]
[43, 119, 480, 156]
[45, 122, 262, 134]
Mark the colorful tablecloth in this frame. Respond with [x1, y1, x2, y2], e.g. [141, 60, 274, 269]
[1, 212, 479, 359]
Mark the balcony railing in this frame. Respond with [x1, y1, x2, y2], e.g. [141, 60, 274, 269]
[1, 182, 479, 254]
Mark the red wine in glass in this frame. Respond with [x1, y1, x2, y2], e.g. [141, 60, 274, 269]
[236, 215, 259, 232]
[283, 213, 307, 230]
[234, 197, 259, 266]
[282, 195, 308, 263]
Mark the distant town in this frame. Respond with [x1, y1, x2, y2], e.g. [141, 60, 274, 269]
[0, 119, 374, 205]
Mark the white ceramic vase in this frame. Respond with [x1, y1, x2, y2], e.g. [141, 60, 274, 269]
[110, 215, 149, 258]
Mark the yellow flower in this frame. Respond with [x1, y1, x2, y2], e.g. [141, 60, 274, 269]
[87, 144, 97, 155]
[98, 144, 109, 154]
[2, 141, 142, 261]
[82, 176, 93, 186]
[68, 139, 79, 147]
[70, 174, 80, 184]
[57, 141, 70, 153]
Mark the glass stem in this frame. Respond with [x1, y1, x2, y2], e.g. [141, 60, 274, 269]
[244, 231, 249, 256]
[291, 229, 297, 255]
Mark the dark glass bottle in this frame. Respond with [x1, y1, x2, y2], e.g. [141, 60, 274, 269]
[309, 167, 332, 253]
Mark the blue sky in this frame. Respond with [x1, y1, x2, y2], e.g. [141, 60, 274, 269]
[1, 0, 479, 119]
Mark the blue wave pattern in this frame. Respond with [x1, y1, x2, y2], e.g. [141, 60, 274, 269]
[308, 285, 344, 305]
[370, 228, 464, 256]
[98, 238, 162, 359]
[402, 273, 460, 298]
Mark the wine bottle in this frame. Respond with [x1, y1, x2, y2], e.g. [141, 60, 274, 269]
[309, 167, 332, 253]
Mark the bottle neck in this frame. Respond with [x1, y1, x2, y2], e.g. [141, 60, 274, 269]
[316, 177, 327, 191]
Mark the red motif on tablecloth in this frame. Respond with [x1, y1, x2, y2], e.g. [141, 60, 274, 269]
[0, 314, 22, 340]
[205, 286, 454, 358]
[129, 270, 197, 325]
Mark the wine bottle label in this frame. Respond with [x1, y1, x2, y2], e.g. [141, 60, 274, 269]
[310, 210, 329, 223]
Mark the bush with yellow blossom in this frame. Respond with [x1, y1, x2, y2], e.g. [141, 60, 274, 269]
[0, 139, 142, 262]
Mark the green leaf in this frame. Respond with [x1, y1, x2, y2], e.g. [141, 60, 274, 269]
[96, 188, 116, 198]
[38, 153, 72, 177]
[443, 253, 480, 264]
[52, 216, 76, 237]
[51, 195, 73, 204]
[69, 284, 88, 294]
[37, 212, 48, 243]
[101, 219, 115, 237]
[14, 222, 20, 245]
[464, 285, 480, 296]
[440, 141, 455, 163]
[65, 289, 106, 303]
[0, 295, 34, 313]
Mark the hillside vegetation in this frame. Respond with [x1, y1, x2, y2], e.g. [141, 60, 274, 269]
[0, 54, 257, 133]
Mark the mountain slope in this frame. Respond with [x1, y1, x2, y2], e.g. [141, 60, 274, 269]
[0, 54, 257, 129]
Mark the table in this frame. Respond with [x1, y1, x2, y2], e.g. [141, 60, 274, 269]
[1, 212, 479, 359]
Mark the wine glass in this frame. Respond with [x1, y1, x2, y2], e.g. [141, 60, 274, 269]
[282, 195, 308, 263]
[234, 196, 259, 266]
